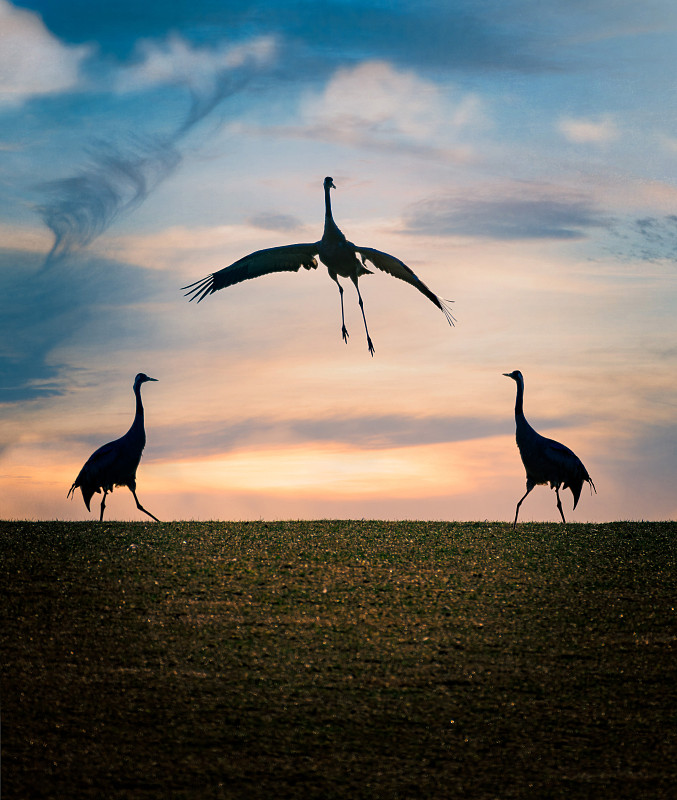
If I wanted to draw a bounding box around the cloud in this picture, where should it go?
[276,1,549,74]
[115,34,275,94]
[0,0,92,106]
[295,60,486,157]
[404,188,611,240]
[306,61,445,142]
[33,34,277,266]
[0,249,164,402]
[558,115,619,144]
[18,1,551,75]
[248,213,304,233]
[36,137,182,265]
[605,214,677,262]
[145,410,589,463]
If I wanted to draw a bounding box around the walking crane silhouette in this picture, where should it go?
[504,370,596,528]
[67,373,160,522]
[182,177,454,355]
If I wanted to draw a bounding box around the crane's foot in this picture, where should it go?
[367,336,375,356]
[342,325,349,344]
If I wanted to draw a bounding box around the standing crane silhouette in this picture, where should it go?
[182,177,454,355]
[504,370,595,528]
[67,373,160,522]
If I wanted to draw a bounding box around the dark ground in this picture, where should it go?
[1,520,676,799]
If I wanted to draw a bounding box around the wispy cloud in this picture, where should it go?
[558,115,619,144]
[605,214,677,262]
[287,60,486,159]
[34,34,277,267]
[404,188,611,240]
[35,137,182,265]
[247,213,304,232]
[114,34,275,95]
[0,0,92,106]
[0,249,164,402]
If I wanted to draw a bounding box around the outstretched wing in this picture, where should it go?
[182,243,320,303]
[355,246,454,325]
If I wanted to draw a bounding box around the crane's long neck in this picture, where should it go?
[513,377,535,439]
[324,181,333,222]
[323,183,342,239]
[514,377,524,419]
[129,383,146,437]
[515,380,538,446]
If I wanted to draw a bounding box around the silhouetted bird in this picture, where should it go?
[182,177,454,355]
[504,370,595,527]
[67,373,160,522]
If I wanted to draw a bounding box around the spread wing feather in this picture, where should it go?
[183,243,320,303]
[355,246,454,325]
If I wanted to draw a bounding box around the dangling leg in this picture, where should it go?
[330,274,349,343]
[352,277,374,356]
[99,490,108,522]
[555,486,566,523]
[513,481,534,529]
[131,488,160,522]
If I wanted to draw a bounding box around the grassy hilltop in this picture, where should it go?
[2,520,676,799]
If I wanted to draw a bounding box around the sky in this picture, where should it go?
[1,0,677,523]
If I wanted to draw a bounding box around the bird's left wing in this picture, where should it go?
[69,439,121,500]
[540,436,595,508]
[182,243,320,303]
[355,246,454,325]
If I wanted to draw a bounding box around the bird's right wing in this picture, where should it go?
[355,246,455,325]
[182,243,320,303]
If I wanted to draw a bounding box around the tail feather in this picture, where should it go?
[81,484,99,512]
[68,479,98,512]
[570,473,595,510]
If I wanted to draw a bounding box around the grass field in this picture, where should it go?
[1,520,676,799]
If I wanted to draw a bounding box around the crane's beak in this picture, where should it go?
[147,377,158,382]
[502,372,511,377]
[329,179,336,189]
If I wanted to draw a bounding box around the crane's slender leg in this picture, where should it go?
[131,489,160,522]
[351,277,375,357]
[99,490,108,522]
[513,482,534,529]
[554,486,566,523]
[329,274,349,344]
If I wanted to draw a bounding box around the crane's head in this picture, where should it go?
[503,370,523,384]
[324,176,336,190]
[134,373,158,388]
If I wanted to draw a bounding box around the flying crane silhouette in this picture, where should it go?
[182,177,454,355]
[504,370,596,528]
[67,373,160,522]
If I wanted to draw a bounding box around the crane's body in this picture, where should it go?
[504,370,595,527]
[183,177,454,355]
[67,373,160,522]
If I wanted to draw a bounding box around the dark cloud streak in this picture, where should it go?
[145,411,588,461]
[404,192,611,240]
[25,1,550,73]
[599,215,677,264]
[0,249,164,403]
[36,137,182,266]
[35,49,270,268]
[248,212,304,232]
